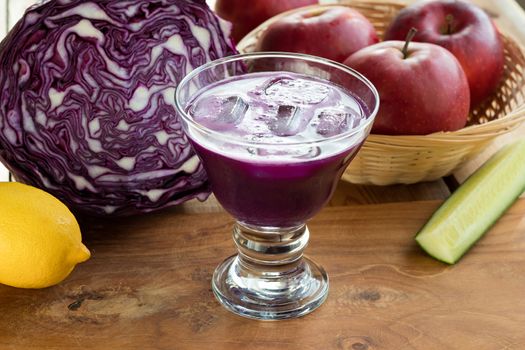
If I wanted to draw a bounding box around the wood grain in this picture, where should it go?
[327,180,451,206]
[1,200,524,349]
[176,180,451,214]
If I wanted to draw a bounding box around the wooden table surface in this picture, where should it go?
[3,200,525,350]
[0,0,525,349]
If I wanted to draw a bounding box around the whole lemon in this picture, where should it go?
[0,182,90,288]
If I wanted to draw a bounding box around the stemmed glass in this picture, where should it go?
[175,52,379,320]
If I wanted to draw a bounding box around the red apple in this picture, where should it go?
[384,0,504,107]
[215,0,318,43]
[343,30,470,135]
[255,6,379,63]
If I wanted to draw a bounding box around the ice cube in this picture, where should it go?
[190,95,221,120]
[217,96,249,124]
[191,95,248,126]
[316,108,353,137]
[263,76,329,105]
[268,105,301,136]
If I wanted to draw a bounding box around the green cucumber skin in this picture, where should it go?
[416,184,525,265]
[415,140,525,264]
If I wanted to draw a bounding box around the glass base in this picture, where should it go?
[211,223,329,320]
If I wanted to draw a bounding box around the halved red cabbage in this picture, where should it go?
[0,0,237,216]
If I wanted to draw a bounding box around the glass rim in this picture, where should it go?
[175,52,380,147]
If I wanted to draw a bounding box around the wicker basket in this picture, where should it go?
[237,1,525,185]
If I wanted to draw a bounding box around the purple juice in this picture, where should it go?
[186,72,371,227]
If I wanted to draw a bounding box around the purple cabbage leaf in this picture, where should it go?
[0,0,237,216]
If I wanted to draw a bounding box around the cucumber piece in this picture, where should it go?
[415,140,525,264]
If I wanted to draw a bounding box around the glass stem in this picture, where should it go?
[212,221,328,320]
[234,222,309,268]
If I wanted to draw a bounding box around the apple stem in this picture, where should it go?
[402,27,418,59]
[445,14,454,34]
